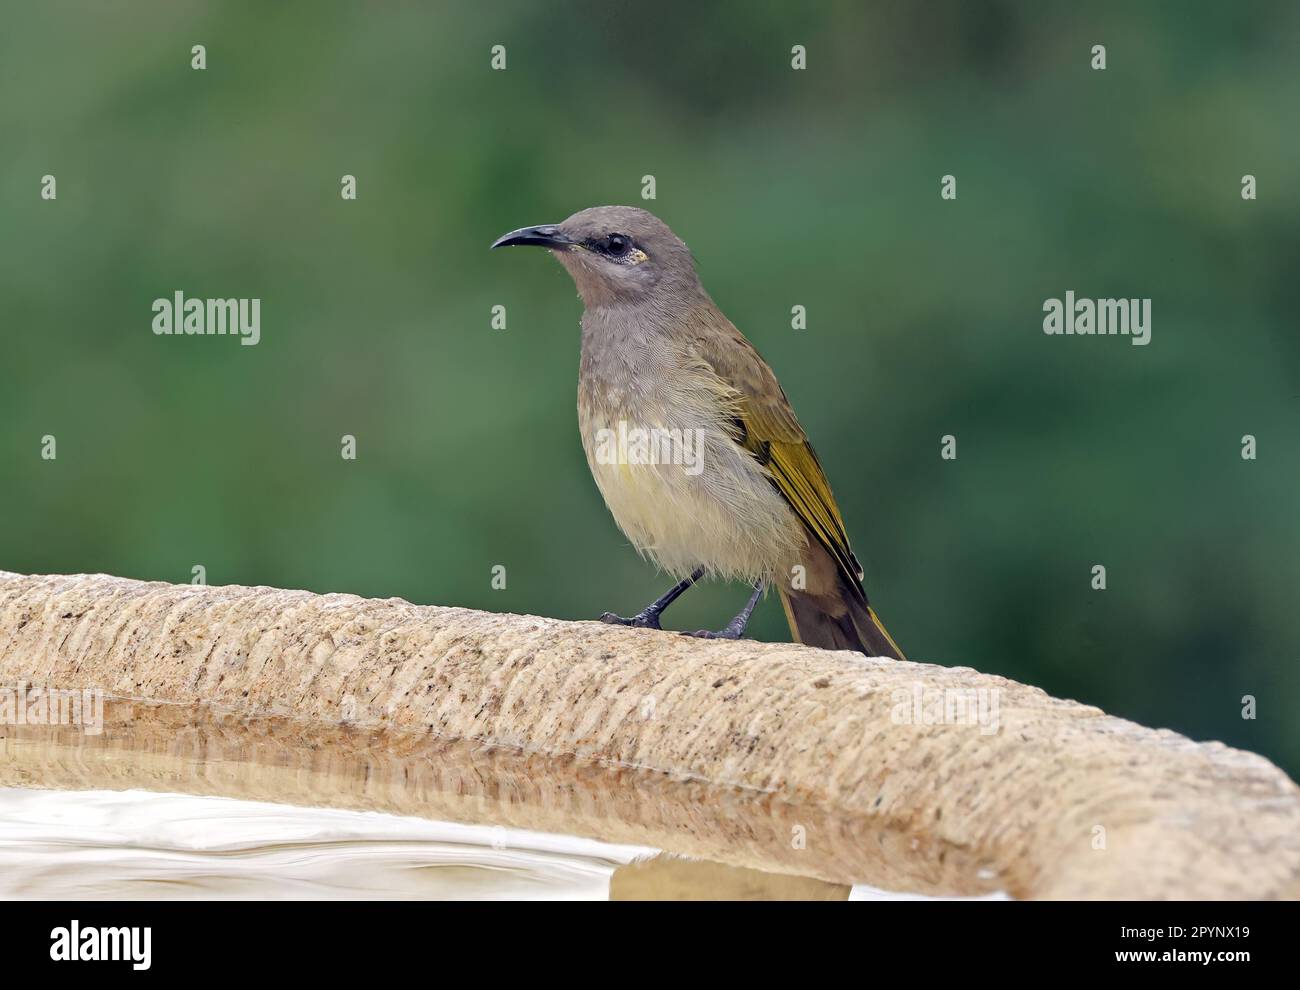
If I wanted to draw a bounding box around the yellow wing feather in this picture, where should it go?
[687,308,867,600]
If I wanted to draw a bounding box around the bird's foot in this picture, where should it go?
[680,625,746,641]
[597,570,706,633]
[678,581,764,641]
[599,609,663,631]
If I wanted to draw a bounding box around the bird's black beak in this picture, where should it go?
[490,224,575,251]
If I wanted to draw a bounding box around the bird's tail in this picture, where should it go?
[779,580,905,659]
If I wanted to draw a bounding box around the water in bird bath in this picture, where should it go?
[0,787,652,900]
[0,719,857,900]
[0,707,1003,900]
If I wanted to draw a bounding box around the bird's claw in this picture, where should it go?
[680,628,745,641]
[600,610,663,630]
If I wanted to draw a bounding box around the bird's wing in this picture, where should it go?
[688,311,866,597]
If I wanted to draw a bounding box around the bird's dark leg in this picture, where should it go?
[682,581,765,640]
[600,567,705,630]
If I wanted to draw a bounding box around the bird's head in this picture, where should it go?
[491,205,701,307]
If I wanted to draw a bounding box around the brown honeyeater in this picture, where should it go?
[492,206,903,658]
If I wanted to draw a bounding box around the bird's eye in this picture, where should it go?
[604,234,630,257]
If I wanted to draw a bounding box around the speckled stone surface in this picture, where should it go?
[1,571,1297,899]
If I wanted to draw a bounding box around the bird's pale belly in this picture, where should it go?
[578,409,805,583]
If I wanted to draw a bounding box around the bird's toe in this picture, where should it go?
[601,611,663,630]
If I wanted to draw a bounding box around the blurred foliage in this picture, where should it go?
[2,1,1297,776]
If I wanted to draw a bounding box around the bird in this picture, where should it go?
[491,206,904,658]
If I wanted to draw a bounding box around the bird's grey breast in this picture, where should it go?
[577,306,684,427]
[574,305,804,582]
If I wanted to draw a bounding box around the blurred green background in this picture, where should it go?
[2,1,1297,777]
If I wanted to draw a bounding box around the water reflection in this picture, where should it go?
[0,707,1007,899]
